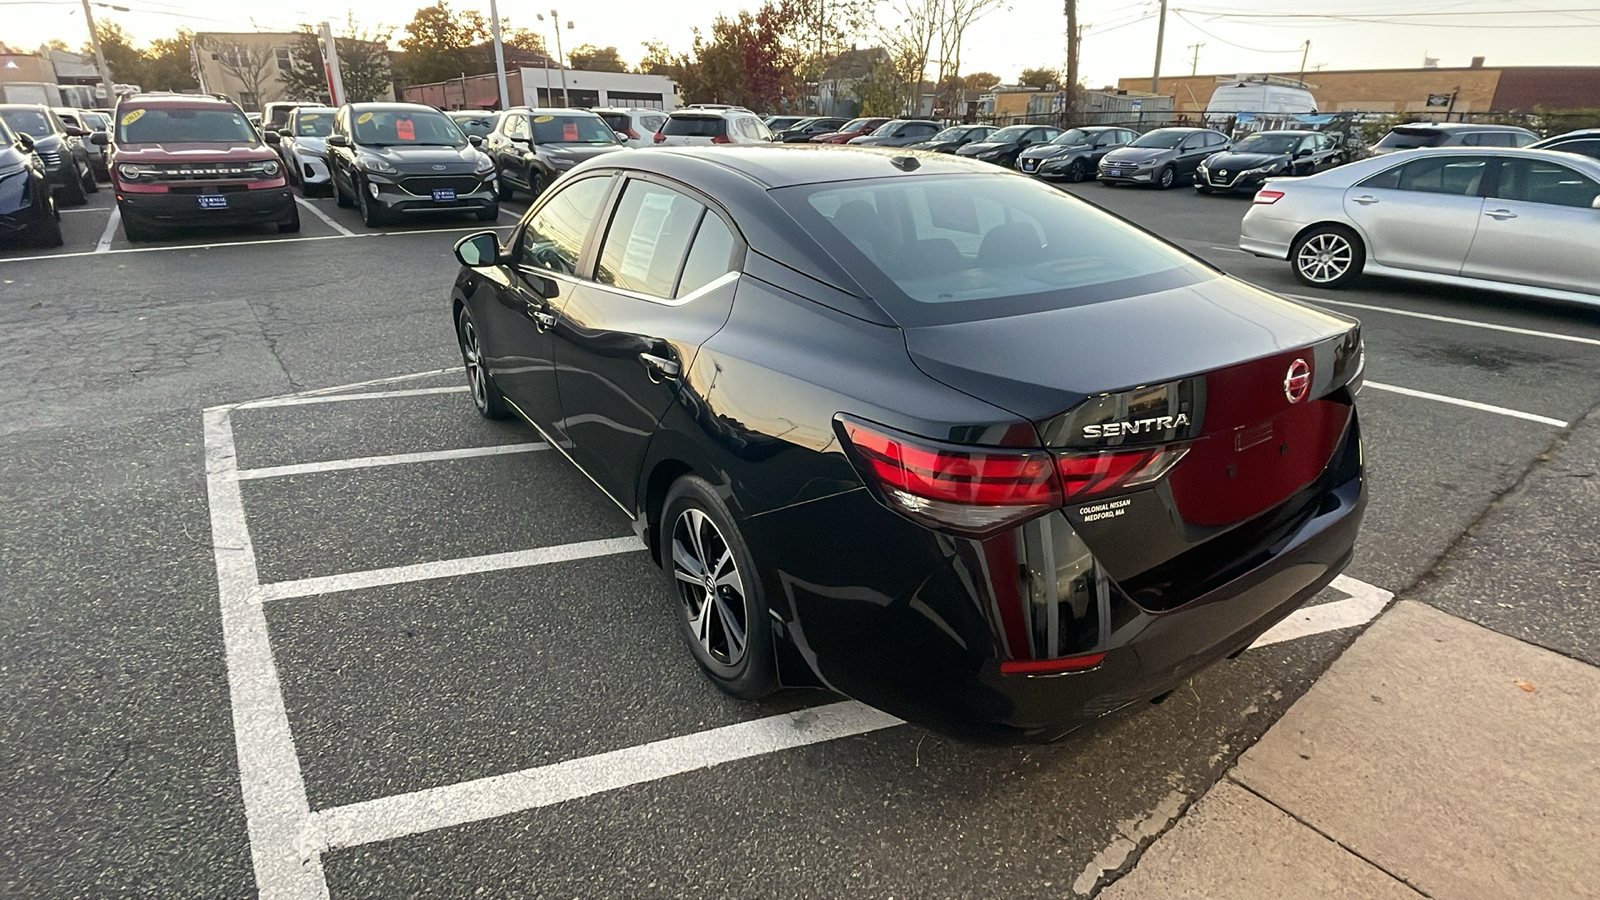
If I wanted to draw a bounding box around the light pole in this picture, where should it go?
[537,11,573,107]
[79,0,119,107]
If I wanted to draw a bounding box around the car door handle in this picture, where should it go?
[639,352,680,381]
[529,308,557,331]
[1352,195,1379,205]
[1485,208,1518,220]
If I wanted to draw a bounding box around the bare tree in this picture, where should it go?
[200,37,276,110]
[934,0,1004,117]
[881,0,941,115]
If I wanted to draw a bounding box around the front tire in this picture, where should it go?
[1291,225,1365,289]
[57,170,87,206]
[1154,165,1176,190]
[475,203,499,221]
[357,179,386,228]
[121,211,156,243]
[27,195,63,248]
[663,476,776,700]
[1064,159,1089,183]
[455,307,510,419]
[278,203,301,233]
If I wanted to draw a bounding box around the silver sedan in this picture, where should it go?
[1240,148,1600,305]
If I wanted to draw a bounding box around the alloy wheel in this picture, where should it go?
[671,508,748,669]
[459,317,487,411]
[1296,233,1354,284]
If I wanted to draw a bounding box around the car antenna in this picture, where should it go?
[889,155,920,171]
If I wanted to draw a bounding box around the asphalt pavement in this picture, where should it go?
[2,170,1595,899]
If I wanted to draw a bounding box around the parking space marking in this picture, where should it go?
[1,222,513,264]
[60,207,109,213]
[202,407,329,899]
[301,700,904,853]
[248,367,464,404]
[236,442,549,480]
[1250,574,1393,649]
[1364,381,1568,428]
[256,536,644,603]
[1287,293,1600,348]
[236,385,467,410]
[94,206,120,253]
[293,196,354,237]
[1208,245,1246,253]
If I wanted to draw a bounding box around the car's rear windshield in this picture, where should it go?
[0,108,53,138]
[293,112,335,137]
[597,113,631,133]
[117,107,255,144]
[663,115,727,137]
[449,113,498,137]
[1375,128,1448,149]
[353,108,464,147]
[1130,130,1188,149]
[774,174,1211,327]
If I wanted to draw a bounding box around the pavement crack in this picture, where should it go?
[1226,777,1434,898]
[243,300,302,394]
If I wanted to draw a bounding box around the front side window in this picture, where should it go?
[1494,158,1600,208]
[116,107,256,144]
[1359,155,1488,195]
[517,176,613,276]
[1130,130,1187,149]
[596,181,706,298]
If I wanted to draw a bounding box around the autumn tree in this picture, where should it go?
[881,0,939,113]
[568,45,627,72]
[691,2,799,109]
[1019,66,1058,88]
[282,19,394,103]
[399,2,484,85]
[87,21,146,85]
[144,29,198,92]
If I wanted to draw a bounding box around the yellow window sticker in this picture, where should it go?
[357,112,374,124]
[301,113,320,119]
[533,115,554,123]
[121,109,145,126]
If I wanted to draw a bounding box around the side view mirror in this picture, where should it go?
[89,131,109,146]
[614,131,629,142]
[511,134,530,144]
[326,134,350,147]
[454,231,502,268]
[264,131,281,145]
[468,134,484,147]
[64,125,88,137]
[1295,149,1312,159]
[16,132,34,151]
[278,129,293,138]
[1591,195,1600,210]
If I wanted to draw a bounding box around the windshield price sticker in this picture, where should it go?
[563,122,579,141]
[397,118,415,140]
[357,112,374,124]
[1078,498,1133,523]
[120,109,145,126]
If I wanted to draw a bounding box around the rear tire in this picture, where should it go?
[81,162,98,194]
[663,476,777,700]
[334,174,354,208]
[28,196,63,248]
[57,170,87,206]
[455,307,511,420]
[1291,224,1365,289]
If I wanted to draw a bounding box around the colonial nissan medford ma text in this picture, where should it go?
[450,146,1367,741]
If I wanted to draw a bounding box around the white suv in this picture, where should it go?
[654,109,774,146]
[593,107,669,148]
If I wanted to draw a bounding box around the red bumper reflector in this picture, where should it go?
[1000,653,1107,675]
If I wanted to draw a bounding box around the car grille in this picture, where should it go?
[1208,169,1238,186]
[399,175,481,195]
[1019,159,1037,172]
[148,164,261,182]
[37,150,62,167]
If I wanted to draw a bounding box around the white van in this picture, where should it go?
[1207,80,1317,116]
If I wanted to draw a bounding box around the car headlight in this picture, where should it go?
[1139,158,1159,167]
[1246,161,1286,176]
[977,149,1003,159]
[358,155,398,174]
[253,159,280,177]
[117,162,153,181]
[473,154,495,175]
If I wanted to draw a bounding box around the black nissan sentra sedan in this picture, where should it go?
[448,146,1367,741]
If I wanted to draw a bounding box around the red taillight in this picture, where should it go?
[1254,189,1284,205]
[653,132,666,144]
[1056,447,1188,500]
[711,134,732,144]
[1000,653,1106,676]
[626,127,640,140]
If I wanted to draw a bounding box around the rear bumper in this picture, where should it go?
[745,414,1366,742]
[117,187,295,227]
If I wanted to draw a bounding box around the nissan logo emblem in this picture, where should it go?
[1284,358,1311,404]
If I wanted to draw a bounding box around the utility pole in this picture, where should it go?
[1064,0,1078,121]
[319,21,345,106]
[79,0,117,107]
[1150,0,1167,94]
[1187,42,1203,76]
[488,0,509,110]
[1297,39,1310,85]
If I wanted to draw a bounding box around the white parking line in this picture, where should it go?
[302,700,904,852]
[1286,293,1600,348]
[1363,381,1568,428]
[236,442,549,480]
[2,222,513,264]
[239,367,464,405]
[256,536,645,603]
[1251,575,1392,648]
[94,206,120,253]
[236,385,467,410]
[60,207,110,213]
[293,196,354,237]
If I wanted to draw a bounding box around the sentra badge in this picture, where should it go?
[1082,413,1189,440]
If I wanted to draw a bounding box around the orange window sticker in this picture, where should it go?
[396,118,415,140]
[563,122,579,141]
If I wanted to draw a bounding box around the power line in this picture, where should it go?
[1173,10,1308,51]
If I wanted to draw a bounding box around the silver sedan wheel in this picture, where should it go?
[1296,232,1355,284]
[671,508,748,668]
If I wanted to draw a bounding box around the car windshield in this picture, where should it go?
[450,113,499,138]
[293,112,335,137]
[663,115,727,137]
[1049,129,1091,146]
[1375,128,1448,149]
[1233,133,1302,154]
[532,113,614,143]
[990,126,1032,142]
[0,108,53,138]
[839,118,870,131]
[117,107,256,144]
[776,173,1210,327]
[1130,130,1189,149]
[870,120,907,136]
[930,127,970,142]
[81,111,109,130]
[353,108,465,147]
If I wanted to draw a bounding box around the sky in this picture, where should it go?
[5,0,1600,89]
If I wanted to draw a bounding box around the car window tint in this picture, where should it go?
[1552,139,1600,160]
[676,213,737,298]
[517,176,612,276]
[644,115,666,132]
[1512,132,1538,147]
[596,181,705,298]
[1360,156,1488,196]
[1494,158,1600,208]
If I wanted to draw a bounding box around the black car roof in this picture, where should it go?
[618,144,1009,189]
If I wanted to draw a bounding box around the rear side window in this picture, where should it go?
[676,214,737,298]
[1359,156,1488,195]
[1374,128,1447,150]
[775,174,1209,326]
[1546,139,1600,160]
[517,176,613,276]
[664,115,726,137]
[1494,158,1600,208]
[596,181,706,298]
